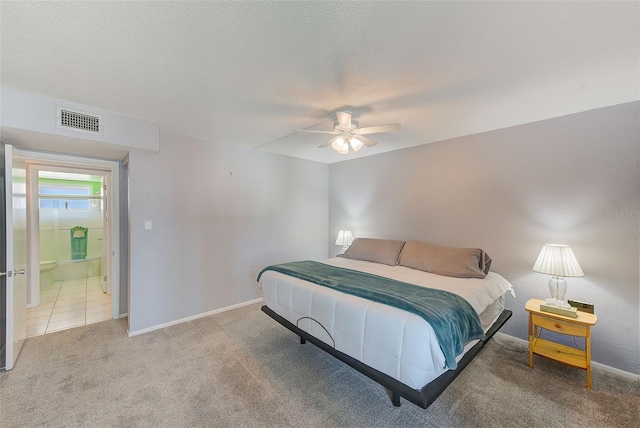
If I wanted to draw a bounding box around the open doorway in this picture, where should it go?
[26,167,112,336]
[21,152,121,338]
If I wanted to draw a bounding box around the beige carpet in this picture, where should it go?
[1,303,638,428]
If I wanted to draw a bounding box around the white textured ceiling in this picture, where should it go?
[1,1,638,163]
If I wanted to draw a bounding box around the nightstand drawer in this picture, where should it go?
[532,313,587,336]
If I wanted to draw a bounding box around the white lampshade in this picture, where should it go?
[335,230,354,247]
[533,244,584,303]
[532,244,584,277]
[349,137,364,152]
[331,137,347,154]
[330,136,353,154]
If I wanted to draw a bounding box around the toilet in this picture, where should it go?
[39,260,58,287]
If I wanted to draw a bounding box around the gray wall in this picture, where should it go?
[127,131,329,333]
[329,101,640,375]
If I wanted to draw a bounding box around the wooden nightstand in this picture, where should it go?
[525,298,598,389]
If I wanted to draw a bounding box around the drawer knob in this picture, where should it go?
[554,323,561,329]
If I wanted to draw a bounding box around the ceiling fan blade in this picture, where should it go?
[318,136,341,148]
[336,111,352,129]
[356,135,378,147]
[358,123,401,135]
[293,129,337,134]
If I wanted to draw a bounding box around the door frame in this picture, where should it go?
[0,142,6,368]
[22,150,120,320]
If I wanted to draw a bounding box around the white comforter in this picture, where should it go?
[260,258,514,389]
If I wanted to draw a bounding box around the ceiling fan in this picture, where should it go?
[294,111,401,154]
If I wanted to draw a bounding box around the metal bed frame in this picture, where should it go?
[261,305,512,409]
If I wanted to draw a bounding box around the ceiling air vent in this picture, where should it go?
[56,107,103,134]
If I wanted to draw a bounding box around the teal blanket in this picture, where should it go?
[258,260,484,370]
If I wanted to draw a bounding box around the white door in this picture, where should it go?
[2,144,27,370]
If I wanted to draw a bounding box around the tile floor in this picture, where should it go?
[26,276,112,338]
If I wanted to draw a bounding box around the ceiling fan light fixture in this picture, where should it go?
[330,135,350,154]
[337,141,349,154]
[298,111,400,154]
[349,137,363,152]
[331,136,346,152]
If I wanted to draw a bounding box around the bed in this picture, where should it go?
[258,238,514,408]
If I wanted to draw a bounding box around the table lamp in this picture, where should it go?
[335,230,354,252]
[532,244,584,307]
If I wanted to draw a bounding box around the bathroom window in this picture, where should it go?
[39,184,92,210]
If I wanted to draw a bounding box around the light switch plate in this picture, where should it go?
[144,220,152,231]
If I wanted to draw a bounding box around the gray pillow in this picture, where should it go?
[398,240,491,279]
[338,238,406,266]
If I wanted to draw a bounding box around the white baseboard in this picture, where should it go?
[494,332,640,382]
[127,297,264,337]
[118,313,128,319]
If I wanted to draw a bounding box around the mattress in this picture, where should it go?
[260,257,514,390]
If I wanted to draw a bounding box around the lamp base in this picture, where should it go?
[548,276,567,301]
